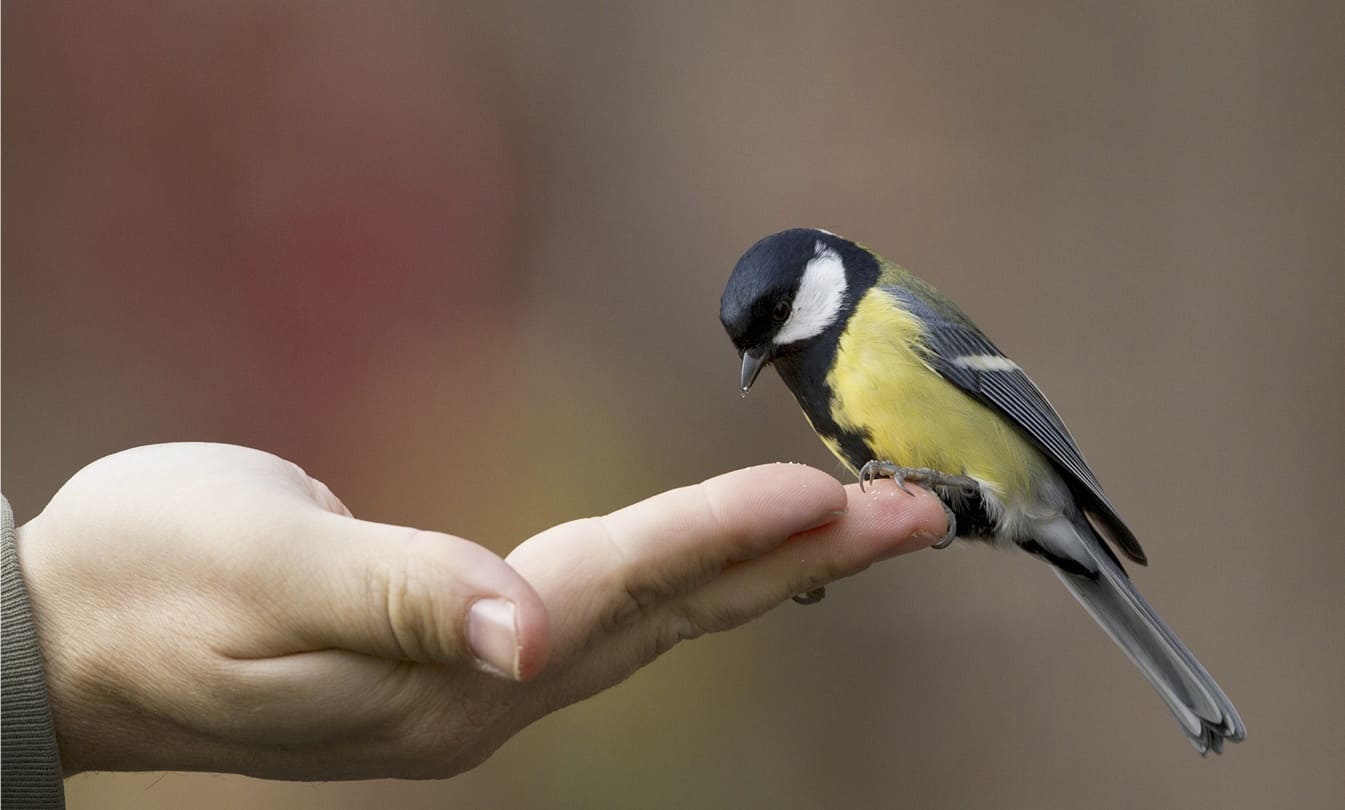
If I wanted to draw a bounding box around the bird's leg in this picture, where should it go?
[857,461,979,550]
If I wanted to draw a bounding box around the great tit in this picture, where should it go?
[719,228,1244,754]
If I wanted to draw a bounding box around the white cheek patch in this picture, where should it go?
[773,242,847,345]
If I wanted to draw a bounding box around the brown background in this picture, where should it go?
[5,2,1344,808]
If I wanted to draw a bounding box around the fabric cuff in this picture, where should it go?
[2,496,66,808]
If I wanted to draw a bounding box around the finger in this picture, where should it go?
[595,463,848,606]
[258,511,551,681]
[673,480,948,632]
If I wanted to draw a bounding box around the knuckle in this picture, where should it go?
[599,573,673,634]
[371,531,446,661]
[598,592,637,634]
[593,516,684,632]
[696,481,753,559]
[608,567,702,634]
[650,605,705,657]
[597,583,641,633]
[678,599,742,636]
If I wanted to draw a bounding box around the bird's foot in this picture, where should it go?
[858,461,978,497]
[857,461,976,550]
[792,587,826,605]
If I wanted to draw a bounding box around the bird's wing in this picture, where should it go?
[882,285,1147,565]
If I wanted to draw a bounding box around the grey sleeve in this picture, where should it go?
[2,496,66,809]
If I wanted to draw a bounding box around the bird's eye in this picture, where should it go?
[772,300,792,322]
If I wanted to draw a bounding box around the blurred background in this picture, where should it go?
[5,1,1344,808]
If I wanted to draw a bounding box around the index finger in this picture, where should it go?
[602,462,847,578]
[509,463,848,629]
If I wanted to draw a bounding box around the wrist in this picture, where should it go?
[15,516,137,776]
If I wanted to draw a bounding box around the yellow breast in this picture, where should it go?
[825,288,1047,501]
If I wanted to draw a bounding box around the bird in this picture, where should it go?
[719,227,1245,754]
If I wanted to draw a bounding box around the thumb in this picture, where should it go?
[276,511,550,681]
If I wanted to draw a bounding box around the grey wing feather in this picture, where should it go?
[883,286,1147,565]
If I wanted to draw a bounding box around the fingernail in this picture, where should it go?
[468,598,520,680]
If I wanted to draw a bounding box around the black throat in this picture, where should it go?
[772,323,874,473]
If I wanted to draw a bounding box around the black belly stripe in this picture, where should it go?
[949,488,996,539]
[773,335,875,470]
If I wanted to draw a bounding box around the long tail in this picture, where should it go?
[1046,517,1246,754]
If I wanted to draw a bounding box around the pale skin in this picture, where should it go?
[15,443,947,781]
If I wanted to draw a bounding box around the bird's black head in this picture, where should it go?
[720,228,879,393]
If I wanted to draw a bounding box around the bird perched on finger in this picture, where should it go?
[719,227,1245,754]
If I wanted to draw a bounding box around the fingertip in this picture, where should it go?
[841,480,950,556]
[459,560,552,682]
[678,479,948,626]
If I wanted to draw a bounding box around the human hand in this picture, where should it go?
[15,443,945,780]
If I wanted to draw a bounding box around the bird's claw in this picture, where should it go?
[931,499,958,549]
[792,587,826,605]
[858,461,976,551]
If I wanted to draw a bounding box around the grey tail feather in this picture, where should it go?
[1053,520,1246,754]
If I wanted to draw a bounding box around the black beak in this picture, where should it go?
[739,349,768,396]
